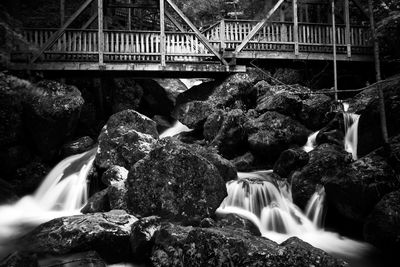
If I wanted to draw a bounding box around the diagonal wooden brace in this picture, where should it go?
[30,0,95,63]
[165,0,229,66]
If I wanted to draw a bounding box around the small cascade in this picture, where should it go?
[343,113,360,160]
[217,171,372,258]
[0,147,97,245]
[303,131,319,152]
[159,121,192,139]
[305,186,326,228]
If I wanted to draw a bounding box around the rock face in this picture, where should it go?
[19,210,137,263]
[101,165,128,186]
[324,150,399,222]
[245,111,310,163]
[315,113,345,147]
[151,223,347,267]
[273,148,309,178]
[130,216,162,262]
[127,138,227,221]
[176,100,214,129]
[291,144,350,208]
[24,80,84,159]
[95,110,158,170]
[348,77,400,156]
[363,190,400,256]
[204,109,248,159]
[256,92,303,118]
[81,189,110,214]
[299,94,332,130]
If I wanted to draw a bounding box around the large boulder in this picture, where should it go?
[127,138,227,222]
[188,144,237,182]
[176,100,214,129]
[151,223,347,267]
[348,77,400,156]
[273,148,309,178]
[81,189,110,214]
[204,109,248,159]
[298,94,333,130]
[0,251,38,267]
[95,110,158,170]
[18,210,137,263]
[324,149,399,222]
[291,143,351,208]
[130,216,162,262]
[207,68,263,109]
[363,190,400,257]
[24,80,84,160]
[152,79,188,105]
[245,111,310,164]
[256,92,303,118]
[101,165,128,186]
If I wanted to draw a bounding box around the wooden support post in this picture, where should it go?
[235,0,285,53]
[331,0,338,102]
[31,0,94,63]
[160,0,166,67]
[98,0,104,64]
[344,0,351,58]
[368,0,389,149]
[220,19,226,51]
[166,10,185,32]
[293,0,299,55]
[166,0,228,66]
[128,0,132,30]
[60,0,65,26]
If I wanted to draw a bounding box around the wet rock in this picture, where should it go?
[39,251,106,267]
[324,149,399,222]
[208,68,264,109]
[137,79,175,118]
[176,100,214,129]
[273,148,309,178]
[256,92,303,118]
[19,210,137,263]
[245,111,310,163]
[0,251,38,267]
[363,190,400,256]
[81,189,110,214]
[230,152,256,171]
[95,110,158,170]
[60,136,95,158]
[130,216,162,262]
[188,144,237,182]
[299,94,333,130]
[24,80,84,160]
[316,112,345,147]
[151,224,347,267]
[127,138,227,222]
[199,218,216,228]
[348,77,400,156]
[111,78,144,113]
[216,213,261,236]
[108,180,129,211]
[291,144,350,208]
[204,109,248,159]
[175,80,219,106]
[101,165,128,186]
[152,79,188,105]
[272,68,304,85]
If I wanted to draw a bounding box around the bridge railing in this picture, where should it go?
[17,28,216,63]
[203,19,372,54]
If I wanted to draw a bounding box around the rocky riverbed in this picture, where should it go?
[1,69,400,266]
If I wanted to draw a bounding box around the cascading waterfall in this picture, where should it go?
[159,120,192,138]
[303,131,319,152]
[0,147,97,246]
[217,171,372,259]
[344,112,360,160]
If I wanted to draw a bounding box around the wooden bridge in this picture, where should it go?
[9,0,374,75]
